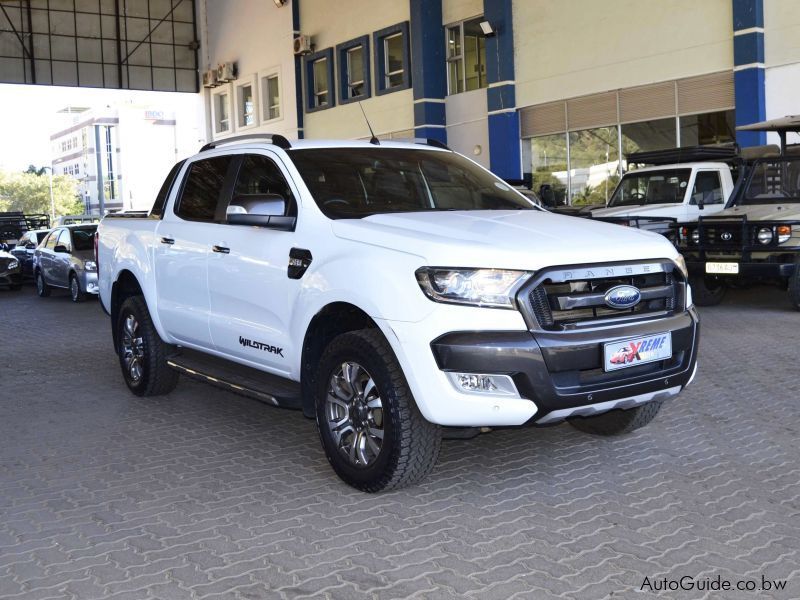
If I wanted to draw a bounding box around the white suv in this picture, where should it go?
[98,135,699,491]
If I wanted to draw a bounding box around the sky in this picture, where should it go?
[0,83,202,172]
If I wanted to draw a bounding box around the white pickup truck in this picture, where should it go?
[98,135,699,491]
[590,161,734,233]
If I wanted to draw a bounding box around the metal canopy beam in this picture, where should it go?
[0,0,198,92]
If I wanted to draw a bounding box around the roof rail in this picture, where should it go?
[200,133,292,152]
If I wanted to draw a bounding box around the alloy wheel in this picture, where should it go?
[70,278,79,301]
[325,361,384,467]
[121,314,145,383]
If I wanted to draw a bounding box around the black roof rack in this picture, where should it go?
[200,133,292,152]
[626,144,739,166]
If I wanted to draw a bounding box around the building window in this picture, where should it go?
[446,17,487,95]
[680,110,735,147]
[213,89,231,134]
[531,134,568,207]
[236,81,256,128]
[374,22,410,95]
[260,72,281,121]
[337,36,370,103]
[621,118,677,158]
[304,48,335,111]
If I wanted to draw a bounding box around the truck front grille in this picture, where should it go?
[519,261,683,331]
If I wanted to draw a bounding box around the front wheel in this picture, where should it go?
[569,400,664,436]
[788,263,800,311]
[35,270,50,297]
[69,273,86,303]
[116,296,179,396]
[689,274,726,306]
[315,329,441,492]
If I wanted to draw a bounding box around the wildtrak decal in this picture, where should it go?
[239,336,284,357]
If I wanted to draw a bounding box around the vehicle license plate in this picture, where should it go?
[705,262,739,274]
[604,332,672,372]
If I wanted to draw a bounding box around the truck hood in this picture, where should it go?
[591,204,681,219]
[331,210,678,270]
[710,203,800,221]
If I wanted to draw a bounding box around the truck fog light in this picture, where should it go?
[757,227,773,245]
[447,372,519,397]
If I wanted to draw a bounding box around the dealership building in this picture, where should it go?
[197,0,800,205]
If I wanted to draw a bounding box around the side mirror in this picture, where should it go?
[53,244,69,253]
[226,193,295,231]
[25,242,36,249]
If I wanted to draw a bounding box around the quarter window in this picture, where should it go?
[176,157,233,222]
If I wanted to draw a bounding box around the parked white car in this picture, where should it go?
[98,136,699,491]
[590,161,734,233]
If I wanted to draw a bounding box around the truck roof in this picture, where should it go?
[626,161,732,174]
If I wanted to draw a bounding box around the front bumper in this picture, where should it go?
[81,270,100,295]
[429,309,699,425]
[0,270,22,287]
[687,260,796,278]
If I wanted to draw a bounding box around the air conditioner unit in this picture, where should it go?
[216,61,237,83]
[293,34,313,55]
[202,69,218,88]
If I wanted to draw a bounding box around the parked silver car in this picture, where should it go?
[33,224,98,302]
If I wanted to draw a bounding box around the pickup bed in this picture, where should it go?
[98,135,699,491]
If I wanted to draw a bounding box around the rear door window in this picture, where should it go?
[175,156,233,221]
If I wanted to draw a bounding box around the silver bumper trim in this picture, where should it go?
[535,384,682,424]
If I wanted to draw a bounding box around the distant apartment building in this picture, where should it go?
[50,105,189,213]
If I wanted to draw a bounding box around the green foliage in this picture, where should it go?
[0,170,84,217]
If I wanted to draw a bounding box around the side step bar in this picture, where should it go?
[167,348,303,410]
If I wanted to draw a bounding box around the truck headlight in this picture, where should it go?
[672,255,688,279]
[415,267,531,309]
[691,229,700,244]
[8,259,19,270]
[757,227,773,245]
[777,225,792,244]
[84,260,97,272]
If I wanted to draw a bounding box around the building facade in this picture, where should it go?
[198,0,800,205]
[51,105,194,213]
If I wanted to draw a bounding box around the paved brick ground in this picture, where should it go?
[1,285,799,599]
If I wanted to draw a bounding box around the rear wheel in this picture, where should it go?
[569,400,664,436]
[69,273,86,303]
[315,329,441,492]
[116,296,179,396]
[35,270,50,297]
[689,274,726,306]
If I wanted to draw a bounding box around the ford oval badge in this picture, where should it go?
[604,285,641,309]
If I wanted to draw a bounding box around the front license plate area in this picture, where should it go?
[604,332,672,372]
[706,262,739,274]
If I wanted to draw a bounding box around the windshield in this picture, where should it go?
[287,148,536,218]
[742,158,800,204]
[608,169,691,207]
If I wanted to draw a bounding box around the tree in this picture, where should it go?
[25,165,48,176]
[0,170,84,217]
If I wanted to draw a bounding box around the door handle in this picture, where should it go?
[212,245,230,254]
[160,236,175,245]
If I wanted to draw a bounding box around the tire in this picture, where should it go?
[35,270,50,297]
[569,400,664,436]
[315,329,441,492]
[69,273,86,303]
[789,263,800,311]
[689,274,726,306]
[115,296,179,397]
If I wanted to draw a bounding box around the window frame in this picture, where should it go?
[234,76,258,131]
[258,67,283,123]
[304,47,335,112]
[336,35,371,104]
[373,21,410,96]
[445,16,488,96]
[211,84,233,136]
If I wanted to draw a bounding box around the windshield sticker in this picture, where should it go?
[680,181,687,188]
